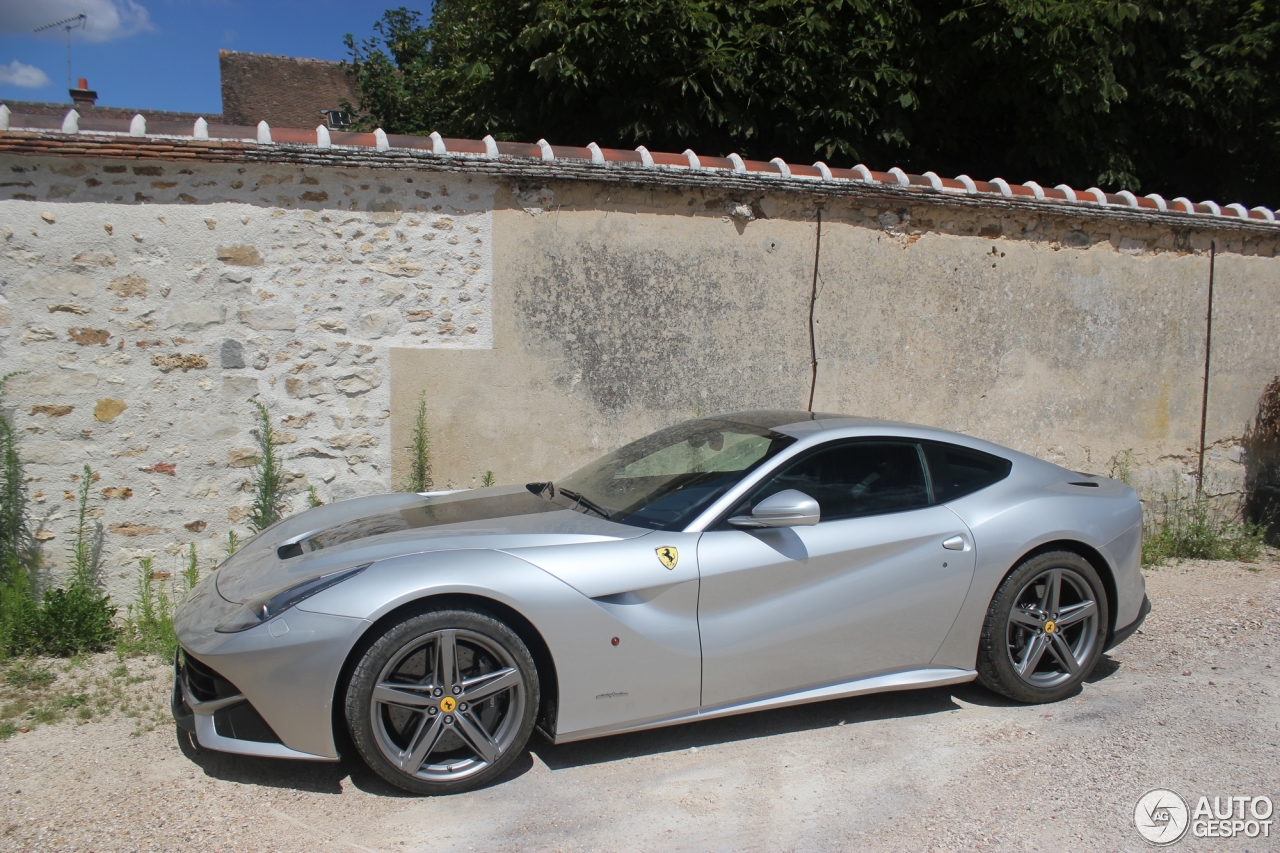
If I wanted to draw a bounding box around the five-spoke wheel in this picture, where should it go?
[978,551,1109,703]
[346,609,538,794]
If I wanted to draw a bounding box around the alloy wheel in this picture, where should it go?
[369,628,526,783]
[1006,567,1100,689]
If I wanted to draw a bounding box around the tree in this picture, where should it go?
[344,1,1279,206]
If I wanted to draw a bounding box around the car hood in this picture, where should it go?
[214,485,648,604]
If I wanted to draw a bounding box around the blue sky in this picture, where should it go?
[0,0,431,113]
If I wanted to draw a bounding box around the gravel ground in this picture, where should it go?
[2,555,1278,852]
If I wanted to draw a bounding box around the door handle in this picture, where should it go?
[942,535,966,551]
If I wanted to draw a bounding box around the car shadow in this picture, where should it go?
[944,653,1123,708]
[530,684,963,771]
[174,725,535,796]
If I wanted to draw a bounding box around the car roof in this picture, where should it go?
[711,409,1043,467]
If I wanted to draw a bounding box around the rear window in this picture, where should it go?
[922,442,1012,502]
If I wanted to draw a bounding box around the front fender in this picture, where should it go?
[298,548,701,740]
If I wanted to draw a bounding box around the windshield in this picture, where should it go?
[546,419,797,530]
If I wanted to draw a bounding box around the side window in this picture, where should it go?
[921,442,1012,502]
[741,441,931,522]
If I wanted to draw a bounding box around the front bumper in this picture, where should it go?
[172,649,334,761]
[172,575,368,759]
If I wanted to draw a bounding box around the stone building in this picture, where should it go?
[5,50,358,130]
[218,51,359,128]
[0,106,1276,599]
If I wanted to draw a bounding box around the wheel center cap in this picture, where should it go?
[1044,620,1057,634]
[440,696,457,713]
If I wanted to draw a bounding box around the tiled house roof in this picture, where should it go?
[0,99,218,123]
[219,51,359,128]
[0,106,1274,230]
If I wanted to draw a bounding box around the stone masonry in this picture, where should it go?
[0,158,494,598]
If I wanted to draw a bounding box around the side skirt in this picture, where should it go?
[553,667,977,745]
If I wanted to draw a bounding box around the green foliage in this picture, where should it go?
[34,583,117,657]
[0,373,31,587]
[0,391,115,658]
[118,544,203,662]
[1143,480,1265,566]
[225,530,240,557]
[307,485,324,508]
[404,390,433,492]
[247,400,288,532]
[69,465,102,587]
[1242,375,1280,545]
[117,556,177,661]
[346,1,1280,204]
[481,470,496,488]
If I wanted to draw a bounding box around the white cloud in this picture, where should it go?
[0,0,153,43]
[0,59,51,88]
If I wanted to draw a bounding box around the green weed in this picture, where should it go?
[1143,479,1266,565]
[5,660,53,689]
[247,399,287,532]
[404,390,433,492]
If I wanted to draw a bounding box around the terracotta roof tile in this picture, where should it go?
[0,108,1273,229]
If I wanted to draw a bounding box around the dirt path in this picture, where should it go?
[2,556,1278,852]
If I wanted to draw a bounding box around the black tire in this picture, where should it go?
[977,551,1109,703]
[345,608,539,795]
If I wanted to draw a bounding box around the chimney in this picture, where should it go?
[69,78,97,108]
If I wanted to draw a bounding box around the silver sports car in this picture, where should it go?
[173,411,1149,794]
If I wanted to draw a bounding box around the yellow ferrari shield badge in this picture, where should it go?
[655,546,679,570]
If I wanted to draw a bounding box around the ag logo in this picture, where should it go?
[1134,789,1190,845]
[655,546,678,570]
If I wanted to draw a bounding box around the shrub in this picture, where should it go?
[1243,376,1280,545]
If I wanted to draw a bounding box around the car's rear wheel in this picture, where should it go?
[345,608,539,795]
[977,551,1109,703]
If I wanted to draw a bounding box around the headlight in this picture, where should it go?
[215,563,371,633]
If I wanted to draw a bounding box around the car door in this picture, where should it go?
[696,439,977,708]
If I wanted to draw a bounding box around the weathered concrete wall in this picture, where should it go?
[392,181,1279,505]
[391,183,819,487]
[0,156,494,597]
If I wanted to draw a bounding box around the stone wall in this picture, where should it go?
[0,157,494,597]
[2,146,1278,606]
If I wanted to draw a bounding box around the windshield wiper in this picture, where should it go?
[555,488,613,520]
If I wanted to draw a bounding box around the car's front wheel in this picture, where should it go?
[977,551,1109,703]
[345,608,539,795]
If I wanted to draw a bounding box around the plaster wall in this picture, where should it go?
[392,182,1279,507]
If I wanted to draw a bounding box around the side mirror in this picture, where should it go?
[728,489,821,528]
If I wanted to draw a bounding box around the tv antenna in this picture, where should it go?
[35,13,88,90]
